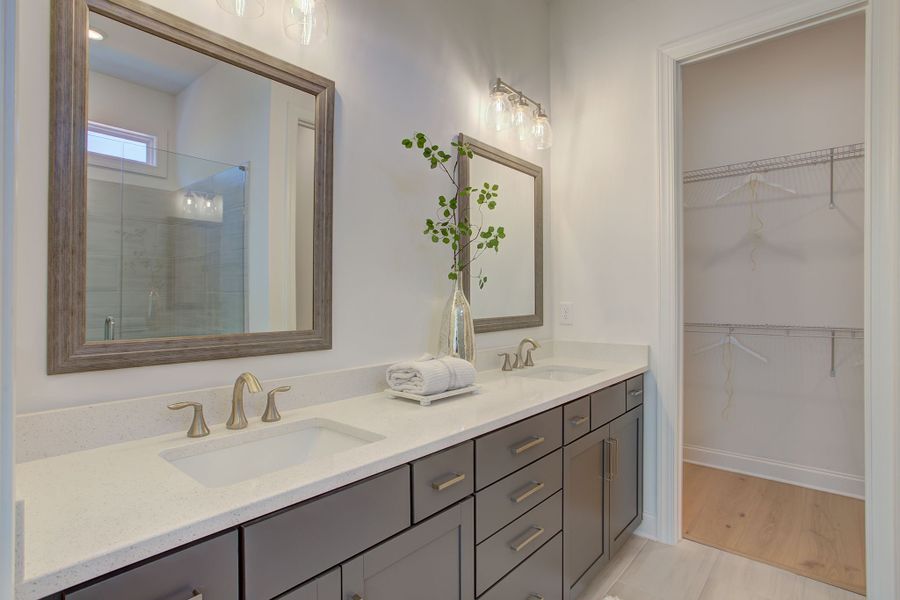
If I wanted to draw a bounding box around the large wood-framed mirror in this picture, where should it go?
[458,134,543,333]
[48,0,334,373]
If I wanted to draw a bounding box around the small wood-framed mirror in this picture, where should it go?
[48,0,334,373]
[458,134,543,333]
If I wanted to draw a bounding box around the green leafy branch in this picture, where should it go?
[401,132,505,289]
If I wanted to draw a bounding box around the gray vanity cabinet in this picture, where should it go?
[342,498,475,600]
[278,569,341,600]
[562,426,609,600]
[608,405,644,556]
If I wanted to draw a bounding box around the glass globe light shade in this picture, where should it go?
[510,96,533,142]
[485,89,512,132]
[284,0,329,46]
[532,108,553,150]
[216,0,265,18]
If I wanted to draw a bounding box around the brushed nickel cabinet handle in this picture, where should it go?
[431,472,466,491]
[511,435,545,455]
[629,389,644,397]
[610,437,619,481]
[527,595,545,600]
[569,415,588,427]
[604,439,613,481]
[510,526,545,552]
[188,592,203,600]
[510,481,545,504]
[351,595,364,600]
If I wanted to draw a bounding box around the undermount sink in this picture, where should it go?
[515,365,603,382]
[161,418,384,488]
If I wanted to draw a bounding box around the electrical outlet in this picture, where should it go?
[559,302,574,325]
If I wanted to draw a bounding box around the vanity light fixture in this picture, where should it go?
[283,0,329,46]
[87,28,105,41]
[216,0,266,19]
[484,78,552,150]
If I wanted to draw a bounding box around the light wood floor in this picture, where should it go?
[682,463,866,596]
[580,536,864,600]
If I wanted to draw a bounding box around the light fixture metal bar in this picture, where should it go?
[493,77,546,113]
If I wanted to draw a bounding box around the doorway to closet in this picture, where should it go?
[680,14,866,596]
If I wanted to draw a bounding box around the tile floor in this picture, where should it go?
[580,537,866,600]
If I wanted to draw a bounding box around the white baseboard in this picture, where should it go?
[635,512,658,541]
[683,445,864,499]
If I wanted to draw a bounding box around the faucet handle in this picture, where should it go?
[263,386,291,423]
[497,353,514,372]
[525,348,536,367]
[168,402,210,438]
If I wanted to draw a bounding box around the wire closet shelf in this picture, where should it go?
[682,142,864,184]
[684,322,863,340]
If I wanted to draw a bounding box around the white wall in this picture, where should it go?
[548,0,813,535]
[13,0,551,414]
[682,16,865,497]
[0,0,14,593]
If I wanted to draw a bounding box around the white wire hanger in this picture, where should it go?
[692,330,768,363]
[715,171,797,203]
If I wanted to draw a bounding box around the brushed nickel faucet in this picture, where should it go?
[514,338,541,369]
[262,386,291,423]
[167,401,210,438]
[227,372,262,430]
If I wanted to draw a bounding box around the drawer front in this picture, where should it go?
[64,531,238,600]
[626,375,644,410]
[563,396,591,445]
[278,568,340,600]
[591,382,626,429]
[476,449,563,543]
[476,491,562,596]
[242,466,411,600]
[412,441,474,522]
[480,532,563,600]
[475,408,562,490]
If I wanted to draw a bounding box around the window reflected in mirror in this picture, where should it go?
[85,13,317,341]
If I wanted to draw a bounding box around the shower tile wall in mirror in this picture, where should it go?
[86,13,316,341]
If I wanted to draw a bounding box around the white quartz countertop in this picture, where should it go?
[15,354,648,599]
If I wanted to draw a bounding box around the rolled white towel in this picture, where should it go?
[386,354,477,396]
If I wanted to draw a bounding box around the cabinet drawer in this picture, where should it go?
[480,532,562,600]
[412,441,474,522]
[64,531,238,600]
[476,449,562,543]
[591,382,626,429]
[563,396,591,445]
[475,408,562,490]
[242,466,411,600]
[476,491,562,596]
[277,568,340,600]
[626,375,644,410]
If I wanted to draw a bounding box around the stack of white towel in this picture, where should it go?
[386,354,477,396]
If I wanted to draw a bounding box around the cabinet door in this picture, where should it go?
[278,568,340,600]
[608,406,643,557]
[563,426,609,599]
[342,498,474,600]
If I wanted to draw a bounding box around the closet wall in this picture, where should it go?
[682,16,866,498]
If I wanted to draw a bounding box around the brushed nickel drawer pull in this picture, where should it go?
[511,481,545,504]
[569,415,588,427]
[629,389,644,397]
[188,592,203,600]
[511,435,545,455]
[431,472,466,491]
[351,595,364,600]
[510,526,545,552]
[527,595,545,600]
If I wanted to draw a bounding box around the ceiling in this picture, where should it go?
[88,13,218,95]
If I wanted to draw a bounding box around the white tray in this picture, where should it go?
[385,385,481,407]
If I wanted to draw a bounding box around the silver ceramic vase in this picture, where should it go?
[438,278,476,364]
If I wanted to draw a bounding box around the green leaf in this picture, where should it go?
[492,184,499,191]
[448,272,458,280]
[402,139,413,148]
[431,235,439,243]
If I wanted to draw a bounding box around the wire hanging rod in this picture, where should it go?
[683,143,864,183]
[684,322,864,339]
